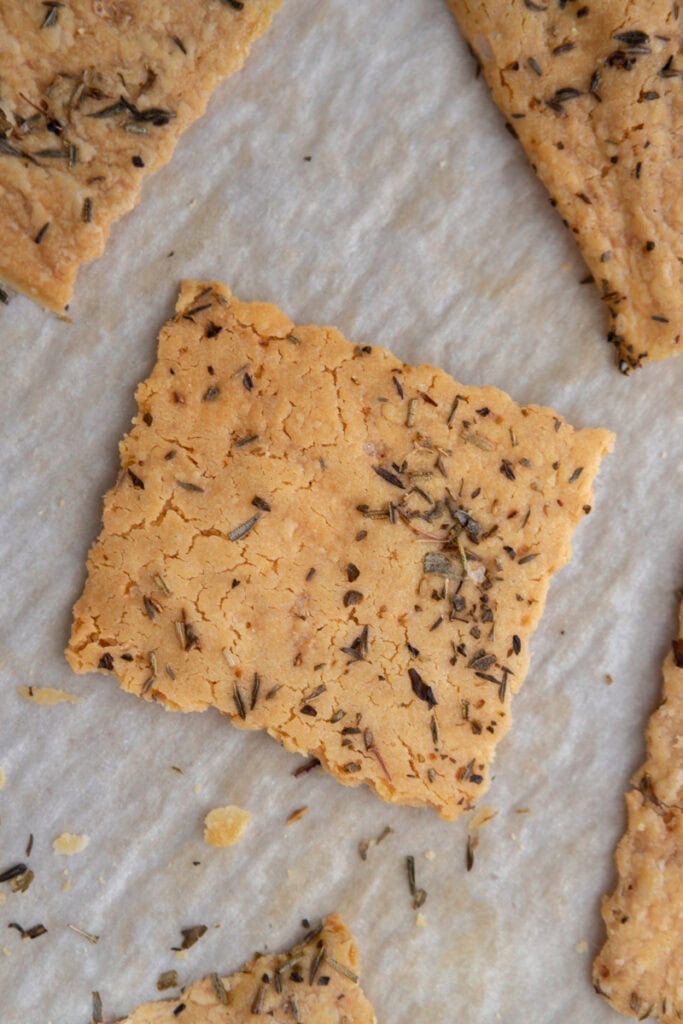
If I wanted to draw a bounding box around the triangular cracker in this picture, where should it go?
[594,602,683,1022]
[67,281,613,819]
[0,1,279,313]
[447,1,682,371]
[117,914,376,1024]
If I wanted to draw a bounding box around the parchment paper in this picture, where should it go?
[1,2,682,1022]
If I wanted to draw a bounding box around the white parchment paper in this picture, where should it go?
[1,2,682,1022]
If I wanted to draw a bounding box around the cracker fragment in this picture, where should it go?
[203,806,251,847]
[447,1,682,370]
[594,602,683,1022]
[18,685,81,705]
[116,914,376,1024]
[67,280,613,819]
[0,1,280,313]
[52,832,89,855]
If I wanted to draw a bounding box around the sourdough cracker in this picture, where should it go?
[67,281,613,819]
[117,914,376,1024]
[0,1,279,313]
[594,602,683,1021]
[447,0,682,370]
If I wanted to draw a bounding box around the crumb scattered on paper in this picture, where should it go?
[203,806,251,847]
[53,832,89,855]
[0,767,5,789]
[424,850,436,861]
[468,805,498,831]
[416,913,428,928]
[575,940,589,954]
[18,686,81,706]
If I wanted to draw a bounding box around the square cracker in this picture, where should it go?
[67,280,613,820]
[447,0,682,371]
[0,0,279,313]
[594,602,683,1022]
[118,914,376,1023]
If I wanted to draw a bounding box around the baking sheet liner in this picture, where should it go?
[1,2,682,1021]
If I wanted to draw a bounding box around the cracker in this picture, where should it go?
[0,1,279,313]
[594,602,683,1022]
[447,1,682,371]
[117,914,376,1024]
[67,281,613,819]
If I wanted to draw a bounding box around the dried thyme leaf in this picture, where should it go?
[250,982,266,1014]
[9,922,47,940]
[10,869,34,893]
[227,513,261,542]
[176,480,205,493]
[0,863,28,884]
[233,682,246,720]
[67,923,99,944]
[340,625,369,661]
[92,991,103,1024]
[359,825,393,860]
[211,973,229,1004]
[373,466,405,489]
[408,668,437,708]
[157,970,179,991]
[41,3,63,29]
[462,432,494,451]
[466,835,475,872]
[424,552,459,577]
[406,854,428,909]
[179,924,207,950]
[309,942,325,984]
[324,954,359,985]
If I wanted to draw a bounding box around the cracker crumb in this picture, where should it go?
[53,832,90,856]
[18,686,81,706]
[605,673,613,685]
[416,913,428,928]
[575,940,589,954]
[424,850,436,861]
[193,783,203,794]
[175,950,188,961]
[0,893,6,907]
[203,806,251,847]
[0,767,5,789]
[2,946,10,957]
[286,806,309,825]
[468,805,498,831]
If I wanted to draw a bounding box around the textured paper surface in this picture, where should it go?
[0,2,681,1023]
